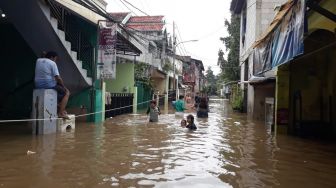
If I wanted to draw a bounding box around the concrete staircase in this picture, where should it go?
[0,0,93,93]
[39,1,92,85]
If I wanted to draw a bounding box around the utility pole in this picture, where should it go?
[173,21,176,100]
[172,22,197,101]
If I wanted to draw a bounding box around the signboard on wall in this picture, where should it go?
[98,23,117,80]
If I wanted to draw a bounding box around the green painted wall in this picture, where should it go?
[63,16,98,122]
[94,89,103,122]
[0,23,36,119]
[136,82,152,110]
[67,88,92,121]
[67,14,97,77]
[105,63,135,93]
[288,48,336,136]
[309,0,336,32]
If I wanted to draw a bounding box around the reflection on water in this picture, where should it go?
[0,98,336,187]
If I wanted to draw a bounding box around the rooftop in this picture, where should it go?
[110,12,130,22]
[128,16,164,23]
[126,15,165,32]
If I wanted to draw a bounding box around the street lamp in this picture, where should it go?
[173,39,198,99]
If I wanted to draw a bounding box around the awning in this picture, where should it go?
[253,0,305,75]
[253,1,295,47]
[240,76,275,85]
[116,31,142,56]
[51,1,141,56]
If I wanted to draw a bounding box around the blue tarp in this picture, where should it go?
[253,0,305,75]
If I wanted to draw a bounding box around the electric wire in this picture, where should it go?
[175,25,190,56]
[122,0,150,16]
[119,0,138,16]
[139,0,150,15]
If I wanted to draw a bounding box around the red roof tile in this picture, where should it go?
[126,24,164,31]
[128,16,164,23]
[126,16,164,31]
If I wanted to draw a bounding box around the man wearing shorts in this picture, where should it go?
[34,51,70,119]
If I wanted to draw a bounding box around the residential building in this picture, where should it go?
[232,0,336,138]
[0,0,141,122]
[230,0,287,121]
[0,0,98,121]
[181,56,204,94]
[108,13,174,109]
[275,0,336,137]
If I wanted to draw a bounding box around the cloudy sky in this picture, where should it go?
[106,0,231,75]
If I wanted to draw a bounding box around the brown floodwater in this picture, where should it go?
[1,98,336,188]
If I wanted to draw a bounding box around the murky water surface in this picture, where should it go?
[1,98,336,188]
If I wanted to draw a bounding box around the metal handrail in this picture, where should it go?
[47,0,94,76]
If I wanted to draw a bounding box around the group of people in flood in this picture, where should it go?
[146,93,209,131]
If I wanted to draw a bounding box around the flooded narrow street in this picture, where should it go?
[1,98,336,187]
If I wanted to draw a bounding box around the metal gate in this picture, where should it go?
[105,93,133,118]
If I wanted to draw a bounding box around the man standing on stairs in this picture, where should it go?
[34,51,70,119]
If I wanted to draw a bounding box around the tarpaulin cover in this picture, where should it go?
[253,0,305,75]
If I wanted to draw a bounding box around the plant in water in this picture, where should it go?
[231,84,243,112]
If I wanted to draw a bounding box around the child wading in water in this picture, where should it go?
[146,100,161,122]
[186,114,197,130]
[181,119,187,127]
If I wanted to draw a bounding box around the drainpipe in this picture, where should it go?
[164,74,169,114]
[133,56,137,114]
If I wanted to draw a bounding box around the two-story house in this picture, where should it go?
[233,0,336,138]
[231,0,287,122]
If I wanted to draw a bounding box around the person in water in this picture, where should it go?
[186,114,197,130]
[174,95,187,117]
[146,100,161,122]
[181,119,187,127]
[197,97,209,118]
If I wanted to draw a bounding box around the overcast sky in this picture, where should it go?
[106,0,231,75]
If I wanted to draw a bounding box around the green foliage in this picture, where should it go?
[162,63,172,72]
[231,84,243,112]
[218,14,241,83]
[205,67,218,95]
[162,58,173,72]
[134,62,153,89]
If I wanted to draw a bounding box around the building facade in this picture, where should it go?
[231,0,287,121]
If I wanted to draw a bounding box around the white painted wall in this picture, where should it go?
[239,0,286,63]
[239,0,286,118]
[55,0,105,24]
